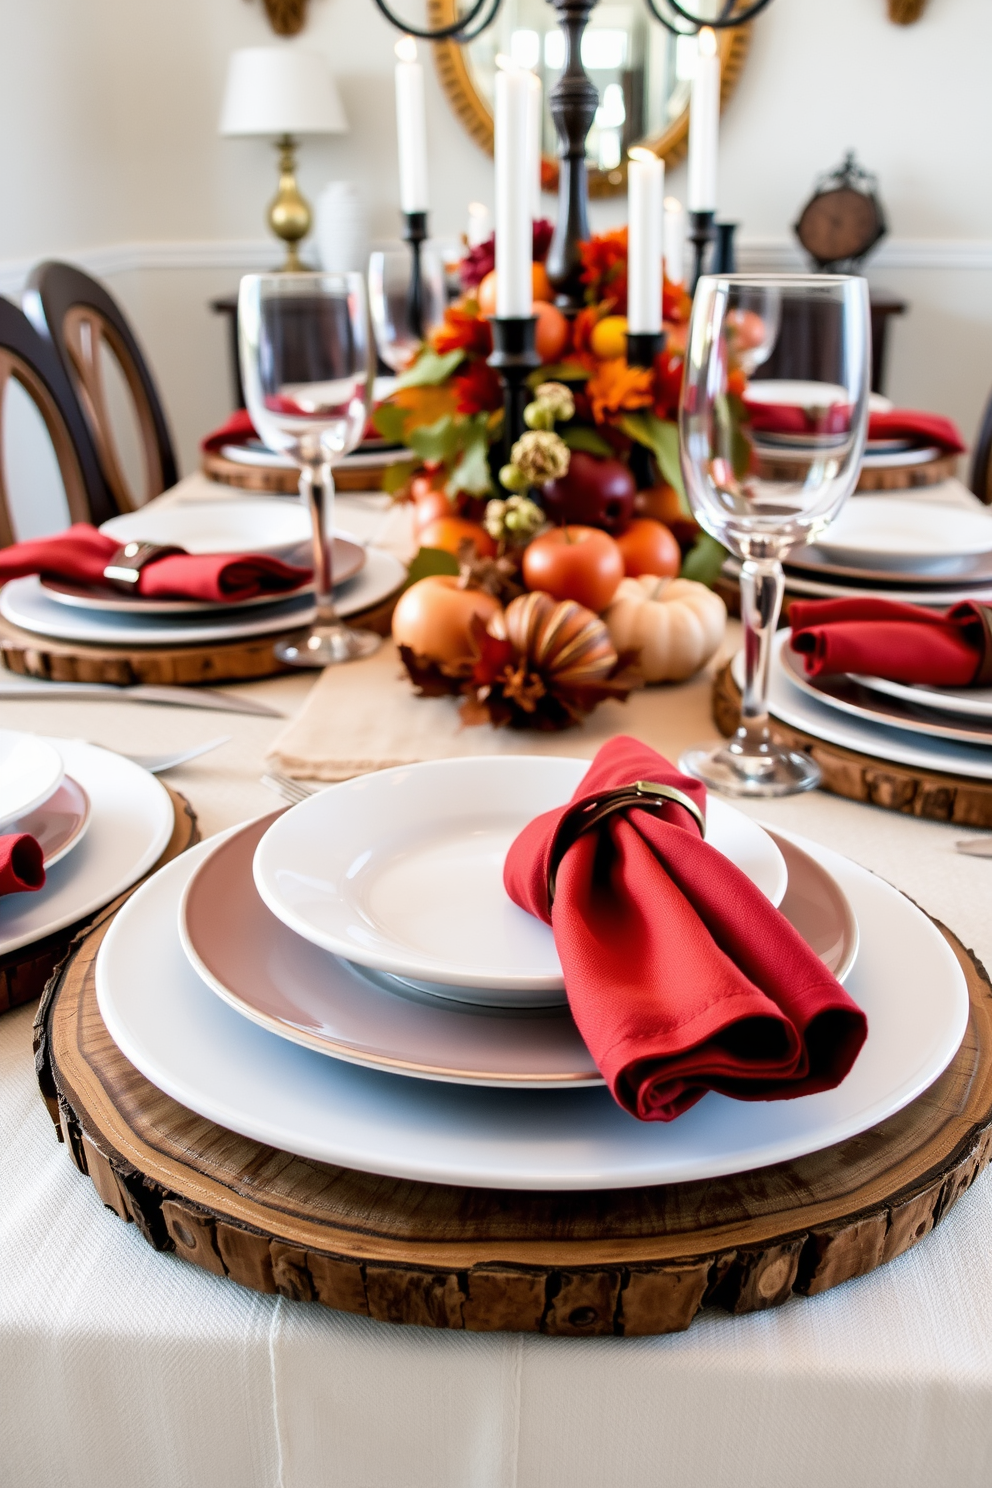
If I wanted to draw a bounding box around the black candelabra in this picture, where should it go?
[374,0,777,440]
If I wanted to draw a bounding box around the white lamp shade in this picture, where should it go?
[220,47,348,137]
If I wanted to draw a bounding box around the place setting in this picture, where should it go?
[0,725,192,1012]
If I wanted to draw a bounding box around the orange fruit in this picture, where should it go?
[418,516,497,559]
[392,576,501,666]
[477,263,555,319]
[532,262,553,303]
[534,301,570,362]
[616,518,681,579]
[590,315,629,361]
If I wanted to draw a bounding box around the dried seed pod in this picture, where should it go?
[502,591,618,686]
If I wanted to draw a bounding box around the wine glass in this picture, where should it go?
[678,274,871,797]
[238,271,380,667]
[368,244,446,373]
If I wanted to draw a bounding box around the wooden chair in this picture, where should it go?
[0,296,116,546]
[23,261,178,511]
[970,389,992,505]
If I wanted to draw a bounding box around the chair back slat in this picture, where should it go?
[0,297,115,543]
[24,262,178,509]
[971,392,992,505]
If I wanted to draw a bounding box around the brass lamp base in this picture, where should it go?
[268,134,311,272]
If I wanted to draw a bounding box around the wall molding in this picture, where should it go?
[2,234,992,298]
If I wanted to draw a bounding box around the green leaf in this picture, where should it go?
[680,532,728,588]
[527,360,591,387]
[407,414,461,466]
[381,458,418,496]
[404,546,460,587]
[619,413,688,508]
[371,403,410,445]
[561,425,612,458]
[447,435,492,498]
[396,347,465,389]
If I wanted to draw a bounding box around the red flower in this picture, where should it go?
[459,219,556,290]
[453,359,503,416]
[579,228,628,314]
[432,304,492,357]
[652,348,684,421]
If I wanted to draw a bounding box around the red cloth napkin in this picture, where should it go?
[201,409,255,453]
[504,737,868,1122]
[743,399,965,454]
[0,834,44,896]
[790,597,992,686]
[0,524,310,604]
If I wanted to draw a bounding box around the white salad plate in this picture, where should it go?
[855,674,992,723]
[97,826,966,1190]
[181,813,856,1084]
[251,756,790,998]
[100,498,314,560]
[0,548,406,646]
[0,731,65,829]
[12,776,91,867]
[748,633,992,781]
[816,497,992,571]
[0,737,173,956]
[781,645,992,749]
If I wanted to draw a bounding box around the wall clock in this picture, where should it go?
[794,153,887,270]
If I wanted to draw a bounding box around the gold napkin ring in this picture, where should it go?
[103,541,184,592]
[546,780,706,909]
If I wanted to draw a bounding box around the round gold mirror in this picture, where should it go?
[429,2,750,198]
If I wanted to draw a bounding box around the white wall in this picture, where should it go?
[1,0,991,500]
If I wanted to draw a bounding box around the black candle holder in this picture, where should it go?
[402,209,429,338]
[625,330,666,369]
[688,210,717,294]
[713,221,738,275]
[488,316,541,455]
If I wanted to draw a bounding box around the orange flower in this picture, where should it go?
[586,358,654,424]
[431,303,492,357]
[571,306,603,362]
[579,228,628,312]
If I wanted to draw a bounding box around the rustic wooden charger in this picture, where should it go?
[1,787,196,1015]
[33,896,992,1334]
[713,662,992,827]
[202,448,394,494]
[0,589,401,687]
[755,450,959,492]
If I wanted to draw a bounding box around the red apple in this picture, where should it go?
[541,451,636,536]
[522,526,624,613]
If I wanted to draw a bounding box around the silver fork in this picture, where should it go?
[261,770,320,804]
[119,737,231,774]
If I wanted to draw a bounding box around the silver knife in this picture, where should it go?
[954,838,992,858]
[0,680,284,717]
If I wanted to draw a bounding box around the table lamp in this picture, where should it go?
[220,47,348,270]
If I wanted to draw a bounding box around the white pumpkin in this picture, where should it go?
[604,575,727,683]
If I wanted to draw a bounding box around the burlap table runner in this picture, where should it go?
[267,639,732,780]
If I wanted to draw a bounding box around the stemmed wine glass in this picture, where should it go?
[678,274,871,796]
[368,244,446,373]
[239,271,380,667]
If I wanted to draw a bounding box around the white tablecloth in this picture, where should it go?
[3,488,992,1487]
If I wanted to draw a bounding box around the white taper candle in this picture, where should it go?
[627,149,665,335]
[394,37,429,215]
[687,28,720,214]
[495,66,533,318]
[664,196,685,286]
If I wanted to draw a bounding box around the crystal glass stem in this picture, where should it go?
[738,556,784,748]
[304,461,338,626]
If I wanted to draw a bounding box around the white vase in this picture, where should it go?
[315,181,369,273]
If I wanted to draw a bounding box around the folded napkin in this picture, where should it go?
[744,400,965,454]
[790,597,992,686]
[201,409,255,454]
[0,524,310,604]
[0,834,44,896]
[504,736,868,1122]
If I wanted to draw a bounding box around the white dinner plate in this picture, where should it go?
[856,674,992,723]
[0,731,64,829]
[724,557,992,610]
[860,445,942,470]
[182,812,856,1083]
[0,548,406,646]
[100,498,314,559]
[252,756,789,997]
[780,644,992,749]
[0,737,173,956]
[816,497,992,571]
[97,827,967,1190]
[740,632,992,781]
[219,443,413,472]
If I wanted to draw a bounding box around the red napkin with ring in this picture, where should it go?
[789,597,992,687]
[504,737,867,1122]
[0,524,311,604]
[0,834,44,897]
[743,402,965,454]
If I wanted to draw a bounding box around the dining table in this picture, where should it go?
[3,478,992,1488]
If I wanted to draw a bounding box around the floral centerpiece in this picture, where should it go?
[377,223,731,730]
